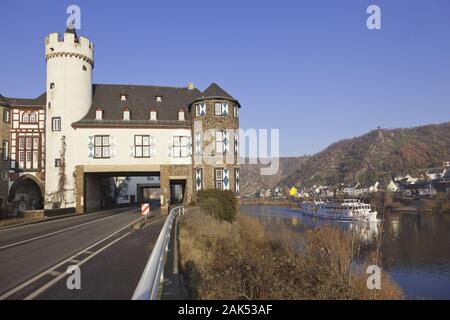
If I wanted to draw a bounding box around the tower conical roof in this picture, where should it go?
[202,83,234,99]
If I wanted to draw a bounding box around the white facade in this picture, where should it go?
[73,128,192,166]
[44,31,94,209]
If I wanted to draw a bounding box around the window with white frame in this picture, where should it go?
[3,109,10,123]
[123,108,130,120]
[195,104,201,117]
[214,102,223,116]
[95,108,103,120]
[215,168,224,190]
[2,140,8,161]
[94,135,110,159]
[195,103,206,117]
[178,109,185,121]
[150,110,157,120]
[22,112,29,123]
[234,105,238,118]
[172,136,189,158]
[215,131,224,154]
[135,135,151,158]
[17,136,39,169]
[29,112,37,123]
[52,117,61,131]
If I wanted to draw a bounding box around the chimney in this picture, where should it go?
[187,82,195,90]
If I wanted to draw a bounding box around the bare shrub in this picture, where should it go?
[179,208,404,300]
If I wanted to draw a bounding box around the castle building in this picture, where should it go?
[0,27,240,215]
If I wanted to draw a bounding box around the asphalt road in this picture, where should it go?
[0,207,132,249]
[0,206,163,299]
[38,215,166,300]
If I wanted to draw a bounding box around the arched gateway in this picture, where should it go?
[8,175,44,213]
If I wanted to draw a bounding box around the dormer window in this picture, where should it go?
[178,109,185,121]
[155,96,163,102]
[120,94,127,101]
[150,109,157,121]
[123,107,130,120]
[95,108,103,120]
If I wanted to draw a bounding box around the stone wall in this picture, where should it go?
[160,164,194,214]
[190,99,240,196]
[74,165,84,214]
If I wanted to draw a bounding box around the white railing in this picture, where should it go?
[132,205,184,300]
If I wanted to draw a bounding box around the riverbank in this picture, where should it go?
[368,192,450,216]
[178,207,403,300]
[240,198,298,208]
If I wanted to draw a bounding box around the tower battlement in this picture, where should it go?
[45,31,94,66]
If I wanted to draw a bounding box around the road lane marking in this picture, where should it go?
[24,231,133,300]
[0,209,139,251]
[48,271,61,277]
[69,259,80,264]
[0,215,145,300]
[0,207,136,233]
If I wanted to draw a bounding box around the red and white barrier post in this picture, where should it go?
[141,203,150,221]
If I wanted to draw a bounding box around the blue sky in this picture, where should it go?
[1,0,449,156]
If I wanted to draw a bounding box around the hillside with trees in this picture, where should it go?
[241,122,450,192]
[281,122,450,188]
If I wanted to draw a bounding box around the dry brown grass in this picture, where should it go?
[179,207,404,300]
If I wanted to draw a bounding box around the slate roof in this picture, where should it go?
[74,82,239,125]
[2,82,239,124]
[73,84,202,124]
[202,83,234,99]
[1,93,46,107]
[189,83,240,108]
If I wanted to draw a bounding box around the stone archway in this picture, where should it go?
[8,175,44,214]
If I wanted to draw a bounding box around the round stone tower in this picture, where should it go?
[44,28,94,210]
[190,83,241,196]
[45,28,94,121]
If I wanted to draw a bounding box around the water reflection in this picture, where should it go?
[241,205,450,299]
[243,205,379,242]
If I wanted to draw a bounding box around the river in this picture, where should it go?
[241,204,450,300]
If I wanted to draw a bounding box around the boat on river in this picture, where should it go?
[301,199,378,222]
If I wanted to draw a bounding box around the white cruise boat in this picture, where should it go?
[301,199,378,222]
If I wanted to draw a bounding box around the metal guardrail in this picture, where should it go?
[132,205,184,300]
